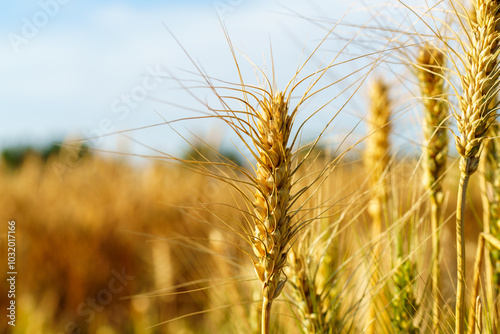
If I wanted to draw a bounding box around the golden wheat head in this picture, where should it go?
[251,92,293,332]
[454,0,500,175]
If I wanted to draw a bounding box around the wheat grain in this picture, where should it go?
[452,1,500,332]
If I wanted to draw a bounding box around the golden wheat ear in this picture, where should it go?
[451,1,500,333]
[416,44,448,333]
[251,92,293,334]
[284,183,363,334]
[152,12,386,333]
[363,77,392,334]
[364,78,392,237]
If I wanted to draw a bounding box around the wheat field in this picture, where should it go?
[3,1,500,333]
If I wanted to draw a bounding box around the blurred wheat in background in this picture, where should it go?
[4,0,500,333]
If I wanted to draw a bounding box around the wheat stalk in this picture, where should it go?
[251,92,293,334]
[478,111,500,330]
[468,233,500,334]
[287,248,323,333]
[452,1,500,332]
[416,44,448,333]
[390,256,419,334]
[364,78,392,334]
[475,297,482,334]
[169,26,367,332]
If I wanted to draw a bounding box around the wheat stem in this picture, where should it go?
[468,233,486,334]
[456,157,471,334]
[475,297,482,334]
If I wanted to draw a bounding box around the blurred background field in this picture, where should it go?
[0,143,486,333]
[0,144,250,334]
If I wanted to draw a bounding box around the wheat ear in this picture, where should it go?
[468,233,500,334]
[416,44,448,333]
[468,4,500,325]
[364,78,392,334]
[287,248,322,333]
[252,92,292,334]
[365,78,392,237]
[286,222,345,333]
[475,297,482,334]
[453,1,500,332]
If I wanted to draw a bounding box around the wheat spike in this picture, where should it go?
[365,78,392,236]
[452,1,500,332]
[364,78,392,334]
[287,240,343,333]
[251,92,292,334]
[390,257,419,334]
[474,0,500,317]
[475,297,483,334]
[416,44,448,333]
[287,249,321,334]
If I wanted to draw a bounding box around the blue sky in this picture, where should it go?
[1,0,423,158]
